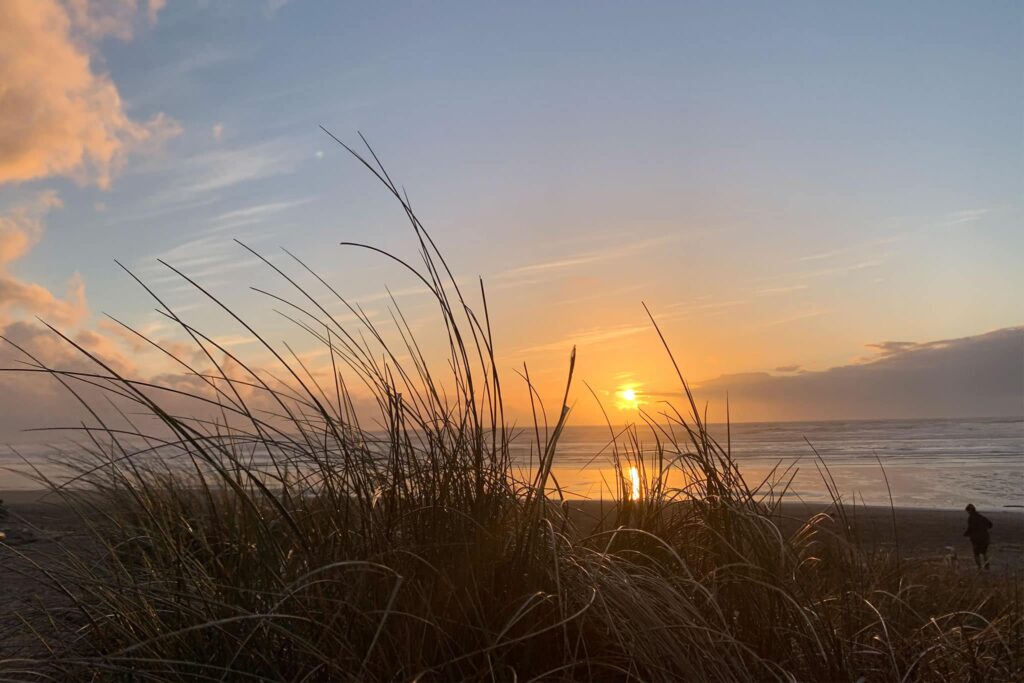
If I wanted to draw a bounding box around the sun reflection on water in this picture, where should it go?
[629,466,641,501]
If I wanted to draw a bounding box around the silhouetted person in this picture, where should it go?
[963,504,992,570]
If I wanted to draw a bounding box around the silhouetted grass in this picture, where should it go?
[0,135,1020,681]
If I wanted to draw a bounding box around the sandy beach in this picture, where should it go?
[561,498,1024,573]
[4,489,1021,576]
[2,490,1021,667]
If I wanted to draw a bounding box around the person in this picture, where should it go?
[963,504,993,570]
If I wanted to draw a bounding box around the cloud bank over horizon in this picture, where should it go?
[0,324,1019,445]
[690,326,1023,422]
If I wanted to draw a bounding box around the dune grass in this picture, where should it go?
[1,136,1021,681]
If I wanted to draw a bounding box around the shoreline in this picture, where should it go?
[3,485,1023,511]
[4,487,1023,511]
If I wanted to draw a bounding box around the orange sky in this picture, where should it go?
[0,1,1020,441]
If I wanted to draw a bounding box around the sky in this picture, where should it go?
[0,0,1021,438]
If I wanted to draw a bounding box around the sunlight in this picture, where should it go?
[629,466,641,501]
[617,386,641,410]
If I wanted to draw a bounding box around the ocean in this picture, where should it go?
[520,417,1023,509]
[1,417,1020,510]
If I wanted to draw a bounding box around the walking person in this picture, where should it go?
[963,504,993,570]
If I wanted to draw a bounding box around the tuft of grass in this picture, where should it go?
[0,134,1021,681]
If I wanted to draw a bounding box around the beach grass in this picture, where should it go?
[1,137,1021,681]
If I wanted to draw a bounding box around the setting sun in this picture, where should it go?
[617,386,641,411]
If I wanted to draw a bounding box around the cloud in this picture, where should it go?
[755,284,807,296]
[862,340,920,359]
[690,327,1024,421]
[938,208,994,228]
[96,316,196,362]
[66,0,166,41]
[0,0,179,188]
[0,1,196,448]
[151,141,300,207]
[0,193,88,326]
[667,299,747,314]
[0,319,183,444]
[210,198,311,232]
[514,323,652,356]
[762,310,827,327]
[134,232,273,295]
[496,235,679,281]
[146,0,165,26]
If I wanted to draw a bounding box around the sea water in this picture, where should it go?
[1,417,1020,510]
[524,417,1024,509]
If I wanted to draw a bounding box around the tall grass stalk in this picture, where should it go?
[0,135,1020,681]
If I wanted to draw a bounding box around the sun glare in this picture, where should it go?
[629,466,641,501]
[617,386,640,410]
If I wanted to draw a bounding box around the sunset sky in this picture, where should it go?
[1,1,1021,437]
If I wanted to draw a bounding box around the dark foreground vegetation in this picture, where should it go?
[1,137,1020,681]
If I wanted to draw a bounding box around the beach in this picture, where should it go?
[3,488,1022,672]
[3,491,1020,616]
[558,499,1024,572]
[5,490,1021,566]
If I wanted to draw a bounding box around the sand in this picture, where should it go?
[559,499,1024,572]
[3,489,1019,573]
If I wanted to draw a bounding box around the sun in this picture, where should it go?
[617,386,641,410]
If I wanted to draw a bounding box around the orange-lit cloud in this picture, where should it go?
[0,0,179,188]
[0,0,178,421]
[0,193,88,326]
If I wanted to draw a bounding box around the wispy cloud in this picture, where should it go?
[211,335,259,348]
[666,298,747,314]
[144,140,302,211]
[176,143,298,199]
[496,235,680,281]
[513,322,652,356]
[754,284,808,296]
[790,235,902,264]
[793,249,842,263]
[135,231,274,293]
[213,199,310,225]
[552,283,650,307]
[758,257,886,285]
[937,208,995,227]
[762,310,828,327]
[209,198,312,232]
[148,257,264,287]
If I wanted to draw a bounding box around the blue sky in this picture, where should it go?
[0,0,1021,425]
